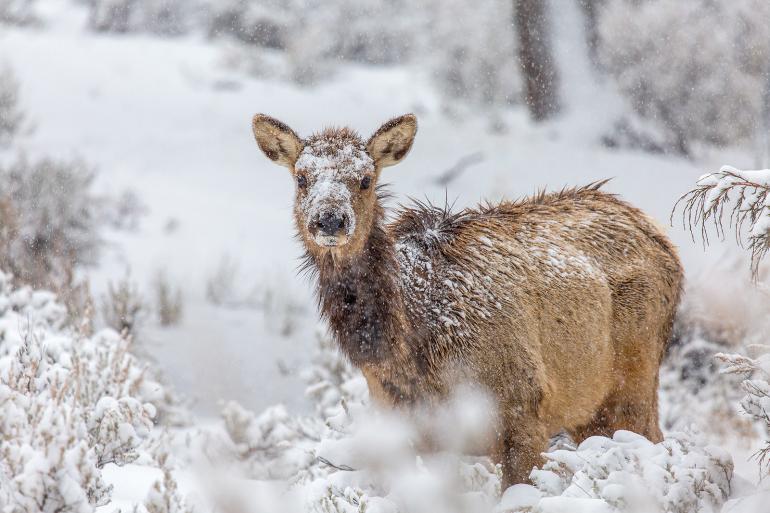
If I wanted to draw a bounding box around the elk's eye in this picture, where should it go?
[297,175,307,189]
[360,175,372,190]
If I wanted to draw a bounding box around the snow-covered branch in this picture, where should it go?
[676,165,770,277]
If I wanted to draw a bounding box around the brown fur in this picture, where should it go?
[251,114,684,488]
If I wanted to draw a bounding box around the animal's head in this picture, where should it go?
[252,114,417,257]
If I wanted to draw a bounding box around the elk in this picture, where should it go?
[251,113,683,487]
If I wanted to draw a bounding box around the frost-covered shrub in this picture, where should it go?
[500,431,733,513]
[660,332,751,437]
[0,0,37,25]
[215,0,418,85]
[0,272,160,512]
[101,273,146,336]
[0,65,24,146]
[599,0,770,152]
[104,189,148,232]
[301,334,364,419]
[86,0,136,32]
[424,0,519,110]
[134,449,194,513]
[205,254,244,307]
[717,351,770,472]
[659,267,770,436]
[205,0,292,49]
[153,270,183,327]
[0,156,102,294]
[86,0,192,36]
[201,331,737,513]
[221,401,320,481]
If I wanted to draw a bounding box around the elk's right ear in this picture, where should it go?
[251,114,303,169]
[367,114,417,168]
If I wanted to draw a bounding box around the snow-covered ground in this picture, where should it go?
[2,1,769,511]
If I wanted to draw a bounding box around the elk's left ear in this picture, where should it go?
[252,114,303,169]
[367,114,417,168]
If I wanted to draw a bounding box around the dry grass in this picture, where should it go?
[101,273,146,337]
[153,269,183,326]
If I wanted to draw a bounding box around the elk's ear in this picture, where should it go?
[252,114,303,168]
[367,114,417,168]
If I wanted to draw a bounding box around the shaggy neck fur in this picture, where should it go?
[309,204,405,364]
[304,201,431,407]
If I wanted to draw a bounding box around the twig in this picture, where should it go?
[433,152,484,187]
[317,455,356,472]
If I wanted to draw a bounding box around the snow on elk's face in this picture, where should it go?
[252,114,418,256]
[293,135,374,248]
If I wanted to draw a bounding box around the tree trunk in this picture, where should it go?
[514,0,560,121]
[578,0,603,68]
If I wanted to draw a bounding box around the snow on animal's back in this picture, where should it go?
[390,183,681,345]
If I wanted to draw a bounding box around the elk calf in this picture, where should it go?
[251,114,683,487]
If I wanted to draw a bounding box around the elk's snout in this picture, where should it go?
[316,212,348,235]
[310,211,350,247]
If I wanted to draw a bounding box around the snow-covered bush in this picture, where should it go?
[101,273,147,336]
[133,449,194,513]
[660,332,751,437]
[676,165,770,478]
[153,270,183,327]
[717,351,770,473]
[0,0,37,25]
[0,65,24,146]
[85,0,135,33]
[200,332,735,513]
[658,264,770,437]
[423,0,519,110]
[599,0,770,152]
[676,165,770,278]
[205,0,292,49]
[500,430,733,513]
[0,156,102,293]
[0,272,160,512]
[86,0,193,36]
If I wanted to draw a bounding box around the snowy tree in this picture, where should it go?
[578,0,604,67]
[514,0,560,121]
[599,0,770,153]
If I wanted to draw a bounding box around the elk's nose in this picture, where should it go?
[316,212,347,236]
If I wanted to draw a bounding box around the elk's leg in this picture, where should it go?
[569,372,663,444]
[497,421,548,489]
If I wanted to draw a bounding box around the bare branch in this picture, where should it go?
[433,152,484,187]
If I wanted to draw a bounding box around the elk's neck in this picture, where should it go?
[312,218,412,368]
